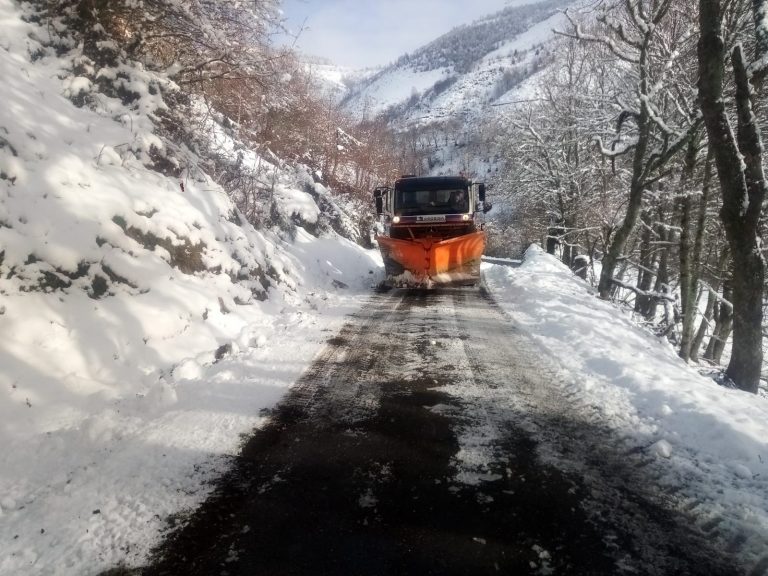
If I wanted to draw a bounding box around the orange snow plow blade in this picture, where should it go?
[377,231,486,287]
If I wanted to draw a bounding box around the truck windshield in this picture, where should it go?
[394,188,469,215]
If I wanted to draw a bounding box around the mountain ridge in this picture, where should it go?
[338,0,573,125]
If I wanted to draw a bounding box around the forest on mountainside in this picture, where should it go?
[393,0,570,74]
[339,0,568,125]
[492,0,768,394]
[25,0,428,247]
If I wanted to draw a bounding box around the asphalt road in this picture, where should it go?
[135,287,743,576]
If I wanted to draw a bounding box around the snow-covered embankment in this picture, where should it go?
[484,245,768,565]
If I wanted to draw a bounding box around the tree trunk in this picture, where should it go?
[564,181,580,271]
[697,0,766,392]
[649,231,670,321]
[646,204,670,321]
[704,300,720,361]
[597,145,650,299]
[705,278,734,365]
[598,34,652,299]
[546,218,564,255]
[557,195,570,265]
[691,288,716,362]
[572,255,588,280]
[677,137,700,360]
[635,210,656,316]
[692,246,728,362]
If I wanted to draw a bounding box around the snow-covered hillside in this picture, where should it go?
[0,2,381,574]
[340,0,570,125]
[304,60,381,103]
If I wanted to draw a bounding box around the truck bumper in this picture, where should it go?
[376,232,486,287]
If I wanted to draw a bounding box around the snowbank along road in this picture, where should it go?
[138,286,744,576]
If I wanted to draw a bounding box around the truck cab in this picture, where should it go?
[374,176,489,240]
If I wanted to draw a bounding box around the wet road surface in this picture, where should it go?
[137,287,742,576]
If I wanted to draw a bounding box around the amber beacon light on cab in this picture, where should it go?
[373,175,492,288]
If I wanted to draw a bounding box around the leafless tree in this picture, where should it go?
[697,0,768,392]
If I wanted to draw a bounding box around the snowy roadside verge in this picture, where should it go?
[0,1,383,573]
[0,235,382,576]
[483,244,768,567]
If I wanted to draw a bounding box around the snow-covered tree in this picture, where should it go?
[558,0,702,301]
[495,0,768,390]
[697,0,768,392]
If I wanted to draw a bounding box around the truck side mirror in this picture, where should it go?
[483,202,493,214]
[478,183,486,202]
[373,188,384,216]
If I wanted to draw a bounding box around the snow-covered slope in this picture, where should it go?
[304,61,381,103]
[484,246,768,566]
[0,2,381,574]
[340,0,570,125]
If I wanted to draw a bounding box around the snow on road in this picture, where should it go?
[484,245,768,568]
[4,240,768,574]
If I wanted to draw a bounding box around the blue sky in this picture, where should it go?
[277,0,527,68]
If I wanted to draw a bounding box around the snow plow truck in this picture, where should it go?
[373,175,490,288]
